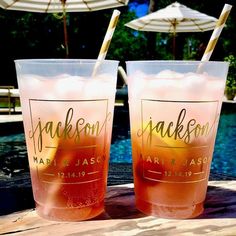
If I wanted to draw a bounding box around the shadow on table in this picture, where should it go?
[1,181,235,220]
[103,185,145,220]
[103,184,236,220]
[197,185,236,219]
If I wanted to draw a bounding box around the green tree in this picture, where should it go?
[107,10,147,64]
[224,55,236,100]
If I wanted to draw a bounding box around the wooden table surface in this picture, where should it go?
[1,181,236,236]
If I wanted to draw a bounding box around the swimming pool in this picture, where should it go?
[211,111,236,176]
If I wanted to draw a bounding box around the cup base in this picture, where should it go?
[35,201,104,222]
[136,197,204,219]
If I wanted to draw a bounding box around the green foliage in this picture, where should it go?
[224,55,236,99]
[107,10,147,63]
[183,37,200,60]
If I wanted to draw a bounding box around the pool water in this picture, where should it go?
[0,109,236,178]
[211,112,236,176]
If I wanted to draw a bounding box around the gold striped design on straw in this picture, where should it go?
[99,39,112,56]
[216,7,231,27]
[92,9,120,76]
[98,9,120,60]
[203,38,218,55]
[201,4,232,61]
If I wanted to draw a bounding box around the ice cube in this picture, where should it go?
[155,70,183,79]
[54,75,85,99]
[21,74,43,91]
[181,73,207,97]
[93,73,113,83]
[146,78,177,99]
[128,71,148,98]
[206,78,225,100]
[84,74,115,99]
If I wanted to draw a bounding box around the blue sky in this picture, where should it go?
[129,3,148,17]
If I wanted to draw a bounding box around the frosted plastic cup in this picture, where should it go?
[126,60,229,219]
[15,59,118,221]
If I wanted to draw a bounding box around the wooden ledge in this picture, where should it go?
[0,181,236,235]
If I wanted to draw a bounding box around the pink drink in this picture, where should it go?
[127,61,229,218]
[15,60,118,221]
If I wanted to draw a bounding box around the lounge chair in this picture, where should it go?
[0,86,20,114]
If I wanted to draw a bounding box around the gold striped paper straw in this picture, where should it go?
[201,4,232,61]
[98,9,120,60]
[92,10,120,76]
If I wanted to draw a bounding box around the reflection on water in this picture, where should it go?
[212,112,236,176]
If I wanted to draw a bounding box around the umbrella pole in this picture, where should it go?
[173,33,176,60]
[62,1,69,58]
[171,21,177,60]
[63,13,69,58]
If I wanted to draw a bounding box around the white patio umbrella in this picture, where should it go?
[125,2,217,58]
[0,0,129,57]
